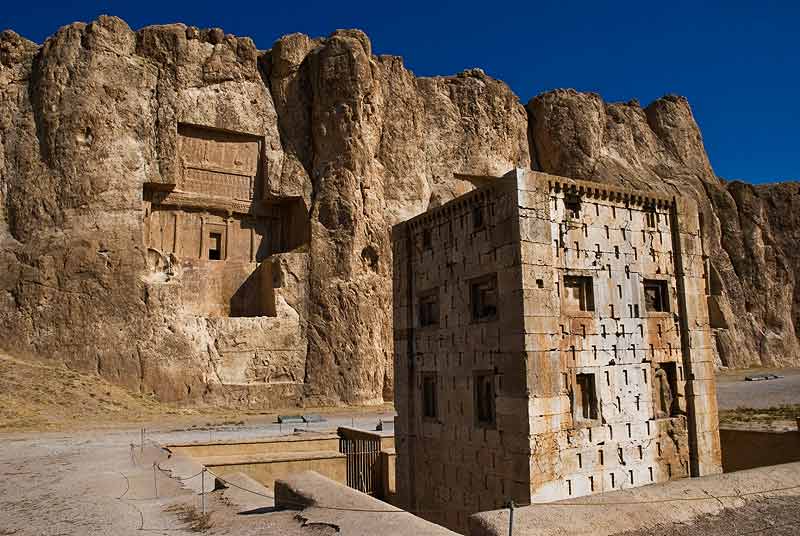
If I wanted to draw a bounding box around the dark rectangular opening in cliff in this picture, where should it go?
[422,228,432,250]
[208,232,222,260]
[645,208,657,228]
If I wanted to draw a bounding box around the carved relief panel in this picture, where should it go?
[177,124,261,202]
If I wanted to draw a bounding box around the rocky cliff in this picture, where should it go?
[527,90,800,368]
[0,16,796,407]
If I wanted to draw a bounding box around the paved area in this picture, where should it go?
[0,411,393,536]
[716,367,800,410]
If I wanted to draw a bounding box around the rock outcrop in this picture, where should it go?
[0,17,796,407]
[528,89,800,367]
[0,17,529,406]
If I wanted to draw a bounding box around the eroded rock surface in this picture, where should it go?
[0,17,796,407]
[0,17,529,405]
[528,89,800,367]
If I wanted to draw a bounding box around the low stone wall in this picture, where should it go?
[275,471,458,536]
[166,433,340,458]
[205,451,347,489]
[468,462,800,536]
[166,433,346,489]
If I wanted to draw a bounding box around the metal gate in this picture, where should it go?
[338,427,382,495]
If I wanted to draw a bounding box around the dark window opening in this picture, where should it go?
[422,374,438,419]
[419,291,440,327]
[472,205,485,230]
[208,232,222,260]
[564,194,581,218]
[574,373,599,420]
[564,276,595,311]
[422,228,432,250]
[474,372,496,426]
[644,279,669,312]
[471,275,498,321]
[645,208,657,228]
[654,362,679,418]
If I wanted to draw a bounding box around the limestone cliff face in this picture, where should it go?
[0,18,796,407]
[0,17,529,405]
[528,89,800,367]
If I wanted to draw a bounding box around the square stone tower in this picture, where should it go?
[391,169,721,533]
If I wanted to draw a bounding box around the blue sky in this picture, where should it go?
[4,1,798,183]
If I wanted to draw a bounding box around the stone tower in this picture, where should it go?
[392,169,721,533]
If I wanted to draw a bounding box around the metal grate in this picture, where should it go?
[338,430,381,495]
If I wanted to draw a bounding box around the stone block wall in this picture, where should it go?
[519,171,717,504]
[393,169,721,533]
[392,177,530,531]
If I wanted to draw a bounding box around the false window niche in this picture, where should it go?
[564,275,595,312]
[653,362,679,418]
[422,374,438,419]
[644,279,669,312]
[574,373,599,421]
[471,275,498,321]
[474,371,496,427]
[564,194,581,219]
[472,205,486,230]
[645,207,657,228]
[419,290,440,327]
[422,228,433,250]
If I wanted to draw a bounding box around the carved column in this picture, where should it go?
[225,211,232,261]
[199,213,206,259]
[250,223,255,262]
[173,211,180,256]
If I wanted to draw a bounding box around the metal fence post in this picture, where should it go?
[507,499,515,536]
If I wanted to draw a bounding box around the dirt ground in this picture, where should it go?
[0,350,395,535]
[0,351,394,433]
[1,351,799,535]
[716,367,800,430]
[0,412,393,535]
[618,494,800,536]
[716,367,800,410]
